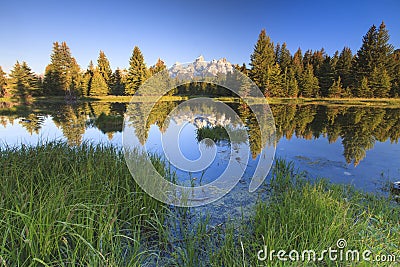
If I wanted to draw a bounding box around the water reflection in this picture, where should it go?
[1,101,400,167]
[272,104,400,165]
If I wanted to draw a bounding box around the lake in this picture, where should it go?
[1,100,400,217]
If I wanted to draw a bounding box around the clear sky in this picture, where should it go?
[1,0,399,74]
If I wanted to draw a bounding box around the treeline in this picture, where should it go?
[250,22,400,98]
[0,22,399,100]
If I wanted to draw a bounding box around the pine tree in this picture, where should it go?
[370,66,391,97]
[239,63,249,76]
[250,29,276,92]
[110,68,125,95]
[336,47,353,89]
[356,76,372,97]
[318,56,335,97]
[265,63,284,97]
[9,61,38,101]
[330,50,339,73]
[277,42,292,72]
[303,49,313,69]
[391,49,400,97]
[328,76,343,98]
[0,67,7,97]
[82,61,94,96]
[126,46,149,95]
[97,50,112,86]
[376,22,395,75]
[287,69,299,97]
[43,42,80,96]
[353,24,378,83]
[353,22,395,94]
[292,48,303,80]
[89,68,109,96]
[300,64,319,97]
[149,58,167,75]
[311,49,325,78]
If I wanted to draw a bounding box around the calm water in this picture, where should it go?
[1,101,400,199]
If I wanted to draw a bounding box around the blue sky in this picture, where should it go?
[1,0,399,74]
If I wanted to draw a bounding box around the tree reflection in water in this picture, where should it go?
[2,101,400,165]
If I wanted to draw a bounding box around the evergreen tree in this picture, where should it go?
[370,66,391,97]
[391,49,400,97]
[356,76,372,97]
[43,42,80,96]
[336,47,353,89]
[149,58,167,75]
[250,29,276,92]
[328,76,344,98]
[9,61,38,101]
[330,50,339,72]
[376,22,395,75]
[353,22,394,94]
[110,68,125,95]
[265,63,284,97]
[303,49,313,69]
[0,67,7,97]
[126,46,149,95]
[82,61,94,96]
[89,68,109,96]
[300,64,319,97]
[353,24,378,83]
[318,56,335,97]
[287,68,299,97]
[97,50,112,86]
[277,42,292,71]
[292,48,303,80]
[311,49,325,77]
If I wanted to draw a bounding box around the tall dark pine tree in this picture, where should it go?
[126,46,149,95]
[376,22,395,75]
[303,49,313,69]
[110,68,125,95]
[0,66,7,97]
[336,47,353,89]
[82,61,94,96]
[43,42,80,96]
[97,50,112,86]
[277,42,292,72]
[353,25,377,84]
[250,29,276,92]
[292,48,303,80]
[353,22,394,97]
[318,56,335,97]
[391,49,400,96]
[311,49,325,78]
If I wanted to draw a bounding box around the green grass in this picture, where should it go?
[1,144,399,266]
[0,142,170,266]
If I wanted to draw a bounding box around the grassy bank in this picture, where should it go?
[0,143,399,266]
[266,97,400,107]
